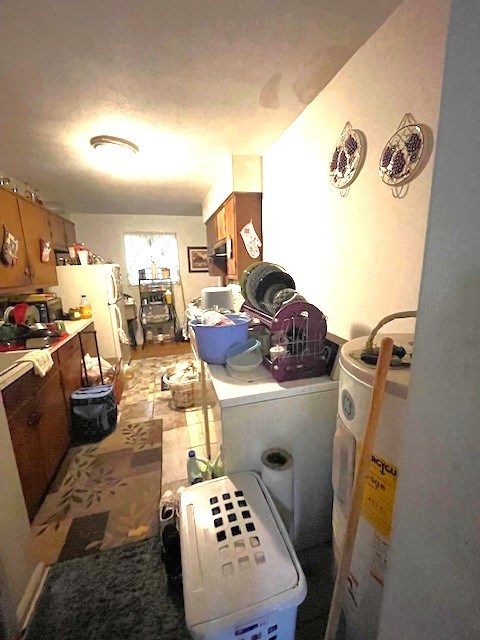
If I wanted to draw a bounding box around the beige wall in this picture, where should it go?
[71,213,218,324]
[379,0,478,636]
[262,0,451,340]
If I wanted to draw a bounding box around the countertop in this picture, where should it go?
[0,319,94,391]
[208,363,339,409]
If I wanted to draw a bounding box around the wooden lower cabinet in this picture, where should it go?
[37,370,69,481]
[8,403,49,521]
[8,368,68,520]
[4,326,95,521]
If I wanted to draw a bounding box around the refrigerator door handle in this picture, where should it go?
[110,270,119,304]
[114,303,122,331]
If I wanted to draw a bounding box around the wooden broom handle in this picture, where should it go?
[324,336,394,640]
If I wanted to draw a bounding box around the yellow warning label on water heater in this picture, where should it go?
[361,454,398,538]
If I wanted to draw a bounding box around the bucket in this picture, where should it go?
[189,314,251,364]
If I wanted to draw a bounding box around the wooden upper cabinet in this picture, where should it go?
[225,196,237,277]
[205,192,262,281]
[215,206,226,242]
[17,198,58,287]
[0,188,31,289]
[206,216,225,277]
[48,212,67,249]
[64,219,76,247]
[227,192,262,281]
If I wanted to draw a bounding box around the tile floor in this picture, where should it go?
[39,352,335,636]
[124,355,221,495]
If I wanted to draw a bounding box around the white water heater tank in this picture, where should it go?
[332,333,413,640]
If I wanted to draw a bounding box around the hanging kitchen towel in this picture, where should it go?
[18,350,54,377]
[240,220,262,258]
[1,224,19,266]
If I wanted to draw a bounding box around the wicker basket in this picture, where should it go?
[163,374,195,409]
[163,373,210,409]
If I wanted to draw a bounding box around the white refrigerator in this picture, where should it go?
[53,264,131,364]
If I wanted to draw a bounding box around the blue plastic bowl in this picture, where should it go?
[189,314,251,364]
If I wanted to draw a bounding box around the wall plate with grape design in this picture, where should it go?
[329,125,365,190]
[379,122,426,187]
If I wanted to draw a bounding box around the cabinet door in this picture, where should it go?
[58,336,83,406]
[36,370,70,481]
[225,196,237,277]
[206,215,225,277]
[215,206,226,242]
[17,198,58,286]
[0,187,31,289]
[48,212,67,249]
[64,219,76,247]
[230,193,262,280]
[206,215,216,248]
[9,400,49,521]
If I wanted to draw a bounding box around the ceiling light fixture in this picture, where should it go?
[89,135,139,154]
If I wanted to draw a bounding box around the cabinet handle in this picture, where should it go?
[27,411,42,427]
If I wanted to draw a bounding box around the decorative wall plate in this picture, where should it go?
[379,121,426,187]
[329,126,365,190]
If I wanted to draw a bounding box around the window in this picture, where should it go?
[123,233,180,286]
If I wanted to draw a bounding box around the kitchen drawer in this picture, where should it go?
[56,335,81,366]
[3,363,57,419]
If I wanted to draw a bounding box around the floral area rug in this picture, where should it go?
[31,418,163,565]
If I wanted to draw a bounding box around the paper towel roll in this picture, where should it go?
[261,448,294,539]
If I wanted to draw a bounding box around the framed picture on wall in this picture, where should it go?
[187,246,208,272]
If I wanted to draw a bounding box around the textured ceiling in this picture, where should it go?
[0,0,400,216]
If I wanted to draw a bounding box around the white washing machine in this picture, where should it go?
[332,333,413,640]
[207,335,344,551]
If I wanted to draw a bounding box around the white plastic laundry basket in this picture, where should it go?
[179,471,307,640]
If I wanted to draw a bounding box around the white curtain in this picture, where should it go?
[123,233,180,285]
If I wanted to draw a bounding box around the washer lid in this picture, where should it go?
[180,472,304,628]
[340,333,413,399]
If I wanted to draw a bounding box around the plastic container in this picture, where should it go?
[187,450,212,484]
[79,294,92,319]
[180,472,307,640]
[211,446,224,479]
[225,337,263,373]
[187,451,204,484]
[189,313,250,364]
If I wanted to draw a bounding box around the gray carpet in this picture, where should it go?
[24,537,191,640]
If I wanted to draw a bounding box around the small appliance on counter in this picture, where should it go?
[201,286,234,312]
[0,322,61,351]
[240,262,339,382]
[8,293,64,323]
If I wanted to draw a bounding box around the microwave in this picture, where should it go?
[31,298,64,323]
